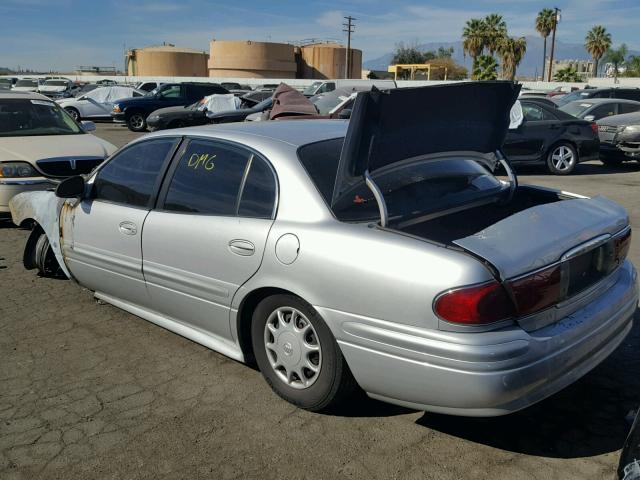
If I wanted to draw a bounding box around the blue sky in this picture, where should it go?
[1,0,638,71]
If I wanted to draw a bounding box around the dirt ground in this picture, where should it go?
[1,123,639,479]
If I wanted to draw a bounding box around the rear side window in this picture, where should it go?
[238,157,276,218]
[93,138,176,208]
[162,140,250,215]
[615,90,640,101]
[522,104,555,121]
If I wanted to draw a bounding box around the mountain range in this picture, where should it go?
[363,36,638,77]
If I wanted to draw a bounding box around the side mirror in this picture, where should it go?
[56,175,85,198]
[81,120,96,132]
[584,115,595,122]
[338,108,352,119]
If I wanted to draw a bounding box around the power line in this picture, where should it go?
[343,16,356,79]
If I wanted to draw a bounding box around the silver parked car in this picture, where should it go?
[10,82,638,416]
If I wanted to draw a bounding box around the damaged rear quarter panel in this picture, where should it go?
[9,190,75,279]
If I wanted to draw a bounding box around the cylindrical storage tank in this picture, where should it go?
[127,46,208,77]
[208,40,297,78]
[298,43,363,79]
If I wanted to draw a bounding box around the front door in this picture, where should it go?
[141,138,277,340]
[63,137,179,306]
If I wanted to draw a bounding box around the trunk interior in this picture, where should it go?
[395,186,563,245]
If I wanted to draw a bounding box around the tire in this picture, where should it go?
[65,107,80,121]
[546,142,578,175]
[34,233,63,277]
[126,111,147,132]
[251,294,357,411]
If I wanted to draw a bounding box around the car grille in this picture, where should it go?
[599,125,618,133]
[36,156,105,178]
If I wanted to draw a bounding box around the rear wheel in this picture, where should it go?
[546,143,578,175]
[127,112,147,132]
[251,294,357,411]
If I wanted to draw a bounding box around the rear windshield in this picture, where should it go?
[561,102,593,117]
[298,138,505,223]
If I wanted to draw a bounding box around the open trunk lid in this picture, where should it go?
[331,81,521,206]
[453,195,629,280]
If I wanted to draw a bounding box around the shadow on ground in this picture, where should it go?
[513,160,640,177]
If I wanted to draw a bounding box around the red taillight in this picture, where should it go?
[590,122,599,135]
[508,264,562,316]
[434,281,515,325]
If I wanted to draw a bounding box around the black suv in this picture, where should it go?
[112,82,228,131]
[555,87,640,107]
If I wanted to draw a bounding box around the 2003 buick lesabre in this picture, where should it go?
[10,82,638,416]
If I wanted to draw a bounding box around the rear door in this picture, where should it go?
[63,137,179,305]
[503,103,559,162]
[141,138,277,340]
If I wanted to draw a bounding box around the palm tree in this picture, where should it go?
[498,36,527,81]
[535,8,556,81]
[585,25,612,78]
[462,18,486,79]
[473,55,499,80]
[625,55,640,77]
[554,67,581,82]
[483,14,507,56]
[604,44,628,82]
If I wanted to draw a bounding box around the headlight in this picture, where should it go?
[0,161,39,178]
[113,104,121,113]
[623,125,640,134]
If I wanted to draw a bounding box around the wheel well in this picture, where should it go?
[235,287,298,365]
[65,106,79,115]
[23,222,44,270]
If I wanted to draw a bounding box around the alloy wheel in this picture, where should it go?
[263,306,322,389]
[550,145,575,172]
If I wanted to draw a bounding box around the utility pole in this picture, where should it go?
[547,7,561,81]
[343,16,356,79]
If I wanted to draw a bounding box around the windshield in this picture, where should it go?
[312,93,352,115]
[0,98,83,137]
[44,80,68,87]
[303,82,323,96]
[298,138,505,222]
[555,90,593,107]
[0,79,12,85]
[560,102,593,117]
[16,79,38,87]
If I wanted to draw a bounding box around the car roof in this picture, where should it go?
[148,119,348,148]
[566,98,640,105]
[0,90,52,100]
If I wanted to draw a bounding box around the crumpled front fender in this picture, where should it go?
[9,191,72,279]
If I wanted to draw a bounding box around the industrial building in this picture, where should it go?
[208,40,362,79]
[126,45,209,77]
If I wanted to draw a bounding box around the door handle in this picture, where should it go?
[118,221,137,235]
[228,239,255,256]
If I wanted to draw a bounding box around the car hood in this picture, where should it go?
[149,106,194,118]
[0,134,116,162]
[597,111,640,126]
[331,81,521,205]
[115,96,153,106]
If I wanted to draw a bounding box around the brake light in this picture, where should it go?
[434,281,515,325]
[590,122,598,134]
[508,264,562,316]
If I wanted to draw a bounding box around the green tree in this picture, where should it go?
[473,55,498,80]
[554,67,582,82]
[604,44,628,82]
[437,46,454,58]
[498,36,527,81]
[624,55,640,77]
[535,8,556,80]
[483,13,507,56]
[391,42,427,65]
[462,18,487,79]
[585,25,612,77]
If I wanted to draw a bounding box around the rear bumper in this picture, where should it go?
[317,261,638,416]
[0,178,56,214]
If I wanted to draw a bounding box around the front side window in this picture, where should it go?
[158,85,182,99]
[93,138,176,208]
[0,99,82,137]
[588,103,617,119]
[620,102,640,114]
[163,140,250,215]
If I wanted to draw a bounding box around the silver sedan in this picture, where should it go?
[11,83,638,416]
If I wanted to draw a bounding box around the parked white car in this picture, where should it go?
[58,86,146,121]
[12,78,41,93]
[0,91,116,217]
[38,78,79,99]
